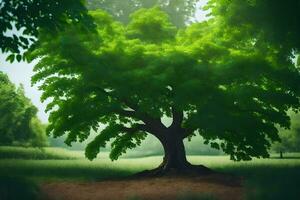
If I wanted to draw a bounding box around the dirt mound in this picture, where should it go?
[40,174,244,200]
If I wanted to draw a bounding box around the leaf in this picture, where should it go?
[20,37,29,45]
[6,54,15,63]
[210,142,220,150]
[16,55,22,62]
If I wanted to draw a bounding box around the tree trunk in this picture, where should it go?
[159,132,189,171]
[280,151,283,159]
[136,129,212,177]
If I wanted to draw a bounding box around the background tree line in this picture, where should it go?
[0,72,47,147]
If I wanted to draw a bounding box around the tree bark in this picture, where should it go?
[136,128,212,177]
[159,130,189,171]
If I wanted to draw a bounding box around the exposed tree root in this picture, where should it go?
[133,162,214,178]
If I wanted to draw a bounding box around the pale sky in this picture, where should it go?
[0,1,209,123]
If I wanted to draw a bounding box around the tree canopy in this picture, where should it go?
[1,0,199,62]
[207,0,300,58]
[86,0,198,27]
[0,0,92,62]
[0,72,47,146]
[29,6,300,168]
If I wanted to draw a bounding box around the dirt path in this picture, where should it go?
[40,174,245,200]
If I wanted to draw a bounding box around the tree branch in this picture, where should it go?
[182,128,196,139]
[92,85,167,136]
[170,106,183,129]
[120,124,151,134]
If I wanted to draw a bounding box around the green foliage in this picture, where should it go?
[30,7,300,162]
[86,123,123,160]
[30,118,48,147]
[0,0,93,61]
[85,122,147,160]
[127,7,176,43]
[86,0,198,27]
[0,72,47,146]
[207,0,300,56]
[272,112,300,153]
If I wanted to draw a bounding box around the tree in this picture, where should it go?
[0,0,92,62]
[272,112,300,158]
[86,0,198,27]
[29,8,300,175]
[0,72,47,146]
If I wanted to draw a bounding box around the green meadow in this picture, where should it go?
[0,147,300,200]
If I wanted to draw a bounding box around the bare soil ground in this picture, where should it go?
[40,174,245,200]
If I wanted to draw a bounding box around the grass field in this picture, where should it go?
[0,146,85,160]
[0,147,300,200]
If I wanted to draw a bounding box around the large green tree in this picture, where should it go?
[0,0,92,62]
[29,8,300,175]
[0,72,47,146]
